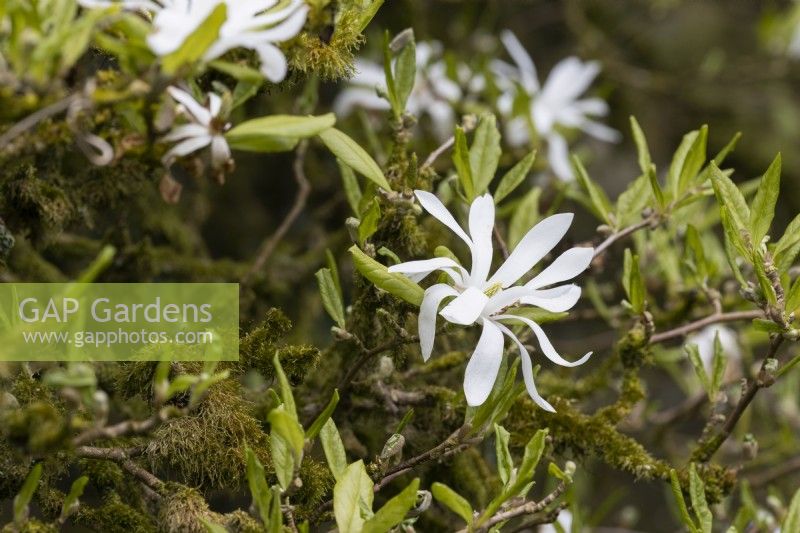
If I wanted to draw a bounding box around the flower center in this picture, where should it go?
[484,282,503,298]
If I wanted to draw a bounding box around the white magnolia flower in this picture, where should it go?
[333,42,463,140]
[162,86,231,169]
[389,190,593,410]
[78,0,308,82]
[492,30,619,180]
[687,324,741,375]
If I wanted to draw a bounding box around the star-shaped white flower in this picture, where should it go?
[162,86,231,169]
[333,42,463,140]
[492,30,619,180]
[79,0,308,82]
[389,190,593,410]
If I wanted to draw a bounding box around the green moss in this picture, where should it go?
[2,402,69,455]
[294,458,335,520]
[1,520,58,533]
[157,483,223,533]
[74,492,156,532]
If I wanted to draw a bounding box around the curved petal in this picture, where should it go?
[495,314,591,368]
[467,194,495,285]
[167,87,211,125]
[418,284,459,361]
[578,118,621,143]
[242,3,308,43]
[527,247,593,289]
[547,133,573,181]
[463,319,505,406]
[254,42,288,82]
[389,257,468,285]
[162,123,210,142]
[414,190,473,247]
[519,284,582,313]
[210,135,231,168]
[499,30,539,93]
[439,286,488,326]
[162,134,212,164]
[495,322,555,412]
[488,213,574,288]
[208,93,222,117]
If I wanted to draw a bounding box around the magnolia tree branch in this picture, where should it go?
[0,94,78,148]
[73,405,185,446]
[592,217,655,259]
[244,140,310,283]
[76,445,163,493]
[459,480,569,533]
[648,310,763,344]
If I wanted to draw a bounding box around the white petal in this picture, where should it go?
[547,133,573,180]
[244,3,308,43]
[483,285,530,315]
[167,87,211,126]
[163,134,212,163]
[389,257,467,284]
[208,93,222,117]
[541,57,600,105]
[527,247,593,289]
[467,194,495,285]
[499,30,539,93]
[255,42,288,82]
[210,135,231,167]
[439,286,488,326]
[519,285,582,313]
[414,190,473,247]
[496,314,591,368]
[418,284,459,361]
[463,319,505,406]
[162,124,210,142]
[489,213,574,288]
[495,322,555,411]
[578,118,621,143]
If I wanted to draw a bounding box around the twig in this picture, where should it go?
[649,310,762,344]
[421,135,455,170]
[461,480,568,533]
[73,406,184,446]
[592,217,654,259]
[0,94,78,148]
[692,335,785,462]
[748,455,800,487]
[76,446,163,493]
[243,140,310,283]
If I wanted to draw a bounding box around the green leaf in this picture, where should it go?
[431,482,473,525]
[270,429,294,490]
[677,125,708,194]
[319,128,392,191]
[269,486,283,533]
[494,424,513,486]
[208,60,264,82]
[316,268,346,328]
[363,478,419,533]
[245,445,272,526]
[349,245,424,306]
[754,257,778,306]
[358,198,381,245]
[774,213,800,272]
[306,390,340,440]
[161,3,226,74]
[709,163,750,234]
[268,407,305,461]
[686,343,711,396]
[508,187,541,249]
[647,164,666,209]
[629,116,652,175]
[683,224,708,283]
[321,418,347,481]
[393,35,416,113]
[784,485,800,533]
[453,126,475,200]
[572,155,613,226]
[688,464,712,533]
[338,158,363,216]
[334,460,374,533]
[200,518,230,533]
[669,469,698,533]
[226,114,336,152]
[13,463,42,525]
[356,0,384,32]
[469,114,502,195]
[494,150,536,203]
[786,276,800,314]
[749,153,781,244]
[59,476,88,522]
[516,429,547,486]
[720,207,748,280]
[710,333,727,401]
[273,354,296,418]
[381,31,399,115]
[615,174,651,227]
[622,249,645,314]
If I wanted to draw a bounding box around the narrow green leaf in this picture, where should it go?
[349,245,424,306]
[494,424,513,486]
[270,430,294,490]
[358,198,381,245]
[273,354,296,418]
[306,390,340,440]
[469,114,502,195]
[382,31,399,116]
[13,463,42,525]
[319,128,392,191]
[316,268,346,328]
[572,155,613,225]
[686,344,711,397]
[785,276,800,314]
[774,213,800,272]
[320,418,347,481]
[60,476,88,522]
[334,460,374,533]
[226,113,336,152]
[711,132,742,166]
[268,407,305,461]
[245,445,272,526]
[709,163,750,233]
[784,485,800,533]
[720,207,749,279]
[754,257,778,306]
[647,164,666,209]
[710,333,727,401]
[356,0,384,32]
[453,126,474,200]
[749,153,781,244]
[200,518,230,533]
[431,482,473,525]
[629,116,651,174]
[683,224,709,283]
[269,486,283,533]
[363,478,420,533]
[208,60,264,82]
[516,429,547,484]
[508,188,541,249]
[615,174,651,227]
[688,464,712,533]
[669,469,698,533]
[494,150,536,203]
[667,129,699,197]
[338,159,363,216]
[622,249,645,314]
[393,35,416,112]
[161,3,226,73]
[677,125,708,194]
